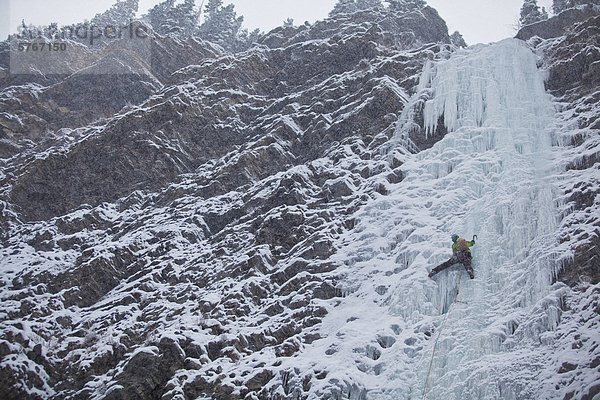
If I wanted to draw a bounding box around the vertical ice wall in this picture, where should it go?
[403,38,561,400]
[296,39,564,400]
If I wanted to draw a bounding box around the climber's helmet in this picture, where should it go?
[451,234,459,243]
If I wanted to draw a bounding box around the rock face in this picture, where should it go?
[0,35,222,158]
[517,5,600,288]
[518,13,600,400]
[534,14,600,287]
[515,4,600,41]
[1,3,597,399]
[0,6,450,400]
[4,7,448,222]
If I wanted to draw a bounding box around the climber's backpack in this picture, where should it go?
[457,238,469,251]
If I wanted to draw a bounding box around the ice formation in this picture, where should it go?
[293,39,568,399]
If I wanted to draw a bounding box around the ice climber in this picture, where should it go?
[428,234,477,279]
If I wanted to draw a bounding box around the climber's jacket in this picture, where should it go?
[452,238,475,256]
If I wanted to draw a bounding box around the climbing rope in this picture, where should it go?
[421,274,463,400]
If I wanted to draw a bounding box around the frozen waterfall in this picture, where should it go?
[298,39,565,400]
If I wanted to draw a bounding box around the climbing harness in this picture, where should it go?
[422,274,463,400]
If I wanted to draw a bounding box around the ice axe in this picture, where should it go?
[472,235,478,242]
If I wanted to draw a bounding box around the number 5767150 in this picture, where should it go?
[18,42,67,52]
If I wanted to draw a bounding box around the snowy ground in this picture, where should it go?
[275,39,590,400]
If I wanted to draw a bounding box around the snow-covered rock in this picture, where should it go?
[0,6,450,400]
[0,3,598,400]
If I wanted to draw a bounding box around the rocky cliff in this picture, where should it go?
[520,10,600,287]
[1,2,598,399]
[0,6,452,399]
[517,9,600,400]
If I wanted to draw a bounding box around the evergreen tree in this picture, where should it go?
[356,0,384,10]
[233,28,261,52]
[519,0,548,26]
[283,18,294,27]
[148,0,176,34]
[148,0,199,37]
[18,20,43,39]
[92,0,139,29]
[42,22,59,39]
[172,0,201,36]
[552,0,569,13]
[198,0,244,50]
[204,0,222,16]
[450,31,467,48]
[248,28,261,43]
[329,0,358,17]
[222,4,244,42]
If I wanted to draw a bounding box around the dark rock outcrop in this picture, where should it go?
[0,5,451,400]
[5,7,449,222]
[0,31,222,160]
[516,5,600,41]
[536,14,600,287]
